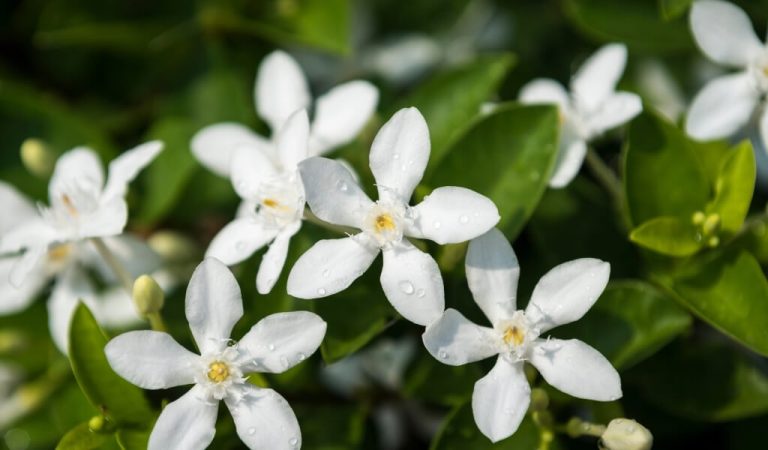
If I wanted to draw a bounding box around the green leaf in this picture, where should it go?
[57,423,111,450]
[629,216,702,257]
[68,303,155,426]
[398,54,515,171]
[564,0,693,52]
[293,403,366,449]
[430,103,559,240]
[115,429,150,450]
[706,141,756,236]
[404,353,484,406]
[555,281,692,370]
[658,0,693,20]
[624,110,710,226]
[665,250,768,356]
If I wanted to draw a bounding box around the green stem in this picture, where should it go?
[303,208,358,235]
[584,148,622,205]
[146,312,168,333]
[90,237,133,294]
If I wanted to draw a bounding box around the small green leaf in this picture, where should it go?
[57,422,111,450]
[430,103,559,240]
[629,216,702,257]
[68,303,154,426]
[555,281,692,370]
[706,141,756,236]
[658,0,693,20]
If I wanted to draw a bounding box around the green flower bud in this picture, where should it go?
[133,275,164,315]
[599,418,653,450]
[691,211,706,226]
[88,415,105,432]
[20,138,55,178]
[702,214,721,236]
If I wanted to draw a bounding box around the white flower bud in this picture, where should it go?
[133,275,165,315]
[20,138,54,178]
[600,418,653,450]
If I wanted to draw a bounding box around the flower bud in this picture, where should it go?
[702,214,721,236]
[147,231,199,263]
[88,415,105,432]
[20,138,55,178]
[599,418,653,450]
[133,275,164,315]
[691,211,706,226]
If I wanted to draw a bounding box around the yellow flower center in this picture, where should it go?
[48,244,72,263]
[263,198,279,208]
[374,214,396,233]
[62,194,78,216]
[763,66,768,77]
[503,326,525,347]
[207,361,230,383]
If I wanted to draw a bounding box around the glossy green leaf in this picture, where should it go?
[666,250,768,356]
[629,216,702,257]
[732,217,768,264]
[555,281,692,370]
[68,303,154,426]
[706,141,756,236]
[293,403,366,449]
[57,423,111,450]
[430,103,559,240]
[658,0,693,20]
[115,429,150,450]
[404,352,484,406]
[624,110,710,226]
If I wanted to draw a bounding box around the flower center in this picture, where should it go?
[374,213,396,233]
[253,176,304,228]
[497,310,539,362]
[262,198,280,209]
[48,243,73,263]
[503,326,525,347]
[362,200,411,248]
[61,194,78,216]
[207,361,231,383]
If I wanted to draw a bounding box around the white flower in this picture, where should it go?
[422,228,621,442]
[204,109,309,294]
[105,258,327,450]
[685,0,768,148]
[519,44,642,188]
[287,107,500,326]
[191,50,379,178]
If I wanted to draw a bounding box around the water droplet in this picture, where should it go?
[433,221,441,229]
[503,407,515,416]
[248,427,257,435]
[235,241,247,251]
[393,153,400,160]
[237,180,249,191]
[280,355,289,368]
[298,353,306,361]
[399,280,415,295]
[268,344,276,351]
[459,215,469,224]
[317,288,327,295]
[335,180,348,192]
[439,350,448,359]
[322,269,330,278]
[416,288,426,298]
[289,437,299,446]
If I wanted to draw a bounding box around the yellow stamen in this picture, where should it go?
[503,326,525,347]
[62,194,78,216]
[763,66,768,77]
[48,244,72,263]
[374,214,395,233]
[207,361,230,383]
[263,198,279,208]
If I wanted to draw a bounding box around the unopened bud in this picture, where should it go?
[702,214,721,236]
[20,138,55,178]
[599,418,652,450]
[707,236,720,248]
[147,231,199,263]
[133,275,164,315]
[691,211,706,226]
[88,415,105,432]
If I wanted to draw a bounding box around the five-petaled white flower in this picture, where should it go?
[422,228,621,442]
[519,43,642,188]
[106,258,327,450]
[685,0,768,148]
[287,107,500,326]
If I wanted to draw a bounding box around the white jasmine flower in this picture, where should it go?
[287,107,500,326]
[191,50,379,178]
[105,258,327,450]
[519,44,642,188]
[422,229,621,442]
[685,0,768,148]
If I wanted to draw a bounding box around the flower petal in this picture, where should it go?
[91,287,142,328]
[0,220,58,254]
[48,147,104,202]
[529,338,622,401]
[287,235,379,298]
[690,0,763,67]
[191,123,271,178]
[0,256,47,315]
[102,140,163,201]
[10,245,48,289]
[369,107,430,202]
[225,386,301,450]
[148,385,218,450]
[406,187,500,244]
[518,78,570,108]
[105,330,199,389]
[256,221,301,294]
[465,228,519,326]
[760,109,768,154]
[422,308,499,365]
[85,234,162,282]
[186,258,244,353]
[380,240,444,326]
[472,357,530,443]
[206,218,279,266]
[0,182,37,233]
[548,136,587,189]
[76,197,129,239]
[525,258,610,332]
[570,44,627,114]
[585,91,643,136]
[238,311,326,373]
[47,267,96,354]
[299,157,373,228]
[686,72,759,141]
[276,109,310,171]
[256,50,311,131]
[310,80,379,156]
[230,143,279,200]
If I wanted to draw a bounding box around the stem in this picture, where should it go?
[147,312,168,333]
[303,208,358,235]
[90,237,133,294]
[584,148,622,205]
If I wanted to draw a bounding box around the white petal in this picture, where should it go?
[85,234,162,282]
[422,309,498,365]
[238,311,327,373]
[690,0,763,67]
[102,140,163,201]
[47,267,96,354]
[225,386,301,450]
[310,80,379,156]
[518,78,570,108]
[105,330,199,389]
[256,50,311,131]
[0,219,58,254]
[529,338,622,401]
[380,240,444,326]
[256,221,301,294]
[186,258,243,353]
[0,256,46,314]
[585,92,643,136]
[276,109,310,171]
[148,385,218,450]
[75,197,129,239]
[369,107,430,202]
[48,148,104,202]
[406,187,499,244]
[465,228,519,326]
[287,235,379,298]
[571,44,627,113]
[91,287,142,328]
[230,144,279,200]
[0,182,37,233]
[191,123,271,178]
[206,218,279,266]
[525,258,610,332]
[686,72,759,140]
[10,245,48,289]
[760,110,768,154]
[548,137,587,189]
[298,157,373,228]
[472,357,530,443]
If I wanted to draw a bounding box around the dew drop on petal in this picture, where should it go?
[322,269,330,278]
[235,241,247,251]
[398,280,415,295]
[317,288,327,295]
[289,437,299,446]
[268,344,276,351]
[298,353,306,361]
[416,288,426,298]
[433,221,441,229]
[393,153,400,160]
[248,427,257,435]
[335,179,348,192]
[280,355,289,369]
[504,407,515,416]
[438,350,448,359]
[459,215,469,224]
